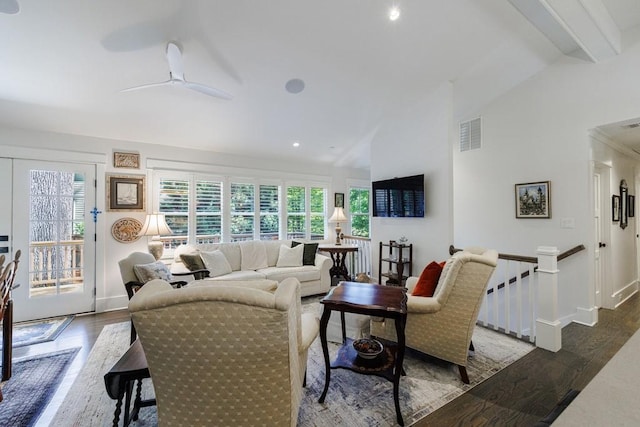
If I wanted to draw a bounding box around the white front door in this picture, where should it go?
[12,160,96,321]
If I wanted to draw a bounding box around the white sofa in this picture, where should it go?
[170,239,332,297]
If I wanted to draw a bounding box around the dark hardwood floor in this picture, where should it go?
[417,292,640,426]
[13,292,640,426]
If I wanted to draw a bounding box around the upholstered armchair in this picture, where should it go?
[371,247,498,384]
[128,277,319,426]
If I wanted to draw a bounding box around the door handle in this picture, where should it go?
[599,242,606,248]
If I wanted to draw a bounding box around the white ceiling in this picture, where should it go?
[1,0,639,169]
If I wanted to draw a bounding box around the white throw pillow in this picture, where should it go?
[199,250,233,277]
[276,244,304,267]
[239,240,269,270]
[133,261,173,283]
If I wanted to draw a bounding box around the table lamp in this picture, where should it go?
[328,207,347,245]
[138,213,173,260]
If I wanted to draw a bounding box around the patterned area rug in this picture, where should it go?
[51,304,534,426]
[0,316,74,349]
[0,347,80,427]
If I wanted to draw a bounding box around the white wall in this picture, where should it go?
[370,83,454,280]
[454,32,640,324]
[0,126,369,312]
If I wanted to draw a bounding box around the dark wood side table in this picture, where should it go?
[318,244,358,282]
[104,339,155,427]
[319,281,408,425]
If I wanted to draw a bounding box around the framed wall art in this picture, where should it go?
[515,181,551,219]
[612,195,620,222]
[107,174,145,211]
[113,151,140,169]
[334,192,344,208]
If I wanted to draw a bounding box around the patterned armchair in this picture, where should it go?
[371,247,498,384]
[128,276,319,426]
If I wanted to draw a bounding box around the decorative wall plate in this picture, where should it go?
[111,217,143,243]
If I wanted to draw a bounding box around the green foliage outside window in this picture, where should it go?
[350,188,370,237]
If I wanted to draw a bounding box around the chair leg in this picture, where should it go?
[458,365,470,384]
[303,369,307,387]
[130,321,136,345]
[469,340,475,352]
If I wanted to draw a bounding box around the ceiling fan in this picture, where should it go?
[0,0,19,14]
[122,42,233,100]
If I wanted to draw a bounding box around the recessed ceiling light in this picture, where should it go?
[292,141,300,148]
[285,79,305,94]
[389,6,400,21]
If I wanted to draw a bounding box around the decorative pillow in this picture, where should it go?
[239,240,268,271]
[412,261,444,297]
[276,244,304,267]
[199,250,233,278]
[133,261,173,283]
[291,241,319,265]
[180,253,206,272]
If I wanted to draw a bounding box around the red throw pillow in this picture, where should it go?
[412,261,444,297]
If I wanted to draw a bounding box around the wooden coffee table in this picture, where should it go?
[318,281,408,425]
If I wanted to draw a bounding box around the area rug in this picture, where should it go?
[0,316,75,349]
[51,308,534,426]
[0,347,80,427]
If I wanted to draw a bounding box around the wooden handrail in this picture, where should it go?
[342,235,371,242]
[449,244,585,295]
[449,244,585,264]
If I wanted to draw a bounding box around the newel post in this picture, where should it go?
[536,246,561,352]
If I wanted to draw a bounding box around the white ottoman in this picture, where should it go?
[326,310,370,343]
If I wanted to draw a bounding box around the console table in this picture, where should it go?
[104,339,155,427]
[318,281,408,425]
[318,243,358,282]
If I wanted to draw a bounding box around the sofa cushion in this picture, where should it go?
[263,240,288,266]
[292,241,319,266]
[180,253,205,272]
[206,270,266,281]
[239,240,268,270]
[276,244,304,267]
[200,250,233,277]
[412,261,444,297]
[133,261,173,283]
[259,266,321,283]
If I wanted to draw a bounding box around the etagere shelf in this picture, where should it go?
[378,241,413,286]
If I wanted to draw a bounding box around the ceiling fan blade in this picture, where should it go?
[120,80,172,93]
[0,0,19,14]
[184,82,233,100]
[166,42,185,81]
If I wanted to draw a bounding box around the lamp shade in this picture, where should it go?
[328,207,347,223]
[138,213,173,237]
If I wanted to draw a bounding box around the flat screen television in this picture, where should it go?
[372,174,425,217]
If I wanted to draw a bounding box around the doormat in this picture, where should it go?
[0,347,80,426]
[0,316,74,349]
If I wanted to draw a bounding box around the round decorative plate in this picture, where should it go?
[111,217,143,243]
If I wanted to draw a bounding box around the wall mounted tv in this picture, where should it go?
[372,174,425,217]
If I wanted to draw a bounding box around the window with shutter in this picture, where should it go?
[230,183,255,241]
[259,184,279,240]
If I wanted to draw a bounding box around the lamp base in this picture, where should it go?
[148,238,164,260]
[335,225,342,245]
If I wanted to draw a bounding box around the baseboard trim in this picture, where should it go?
[96,295,128,313]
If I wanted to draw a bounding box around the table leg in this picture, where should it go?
[340,311,346,344]
[393,314,407,426]
[318,307,332,403]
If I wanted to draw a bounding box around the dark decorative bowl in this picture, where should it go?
[353,338,383,359]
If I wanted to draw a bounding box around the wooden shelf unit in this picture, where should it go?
[378,241,413,286]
